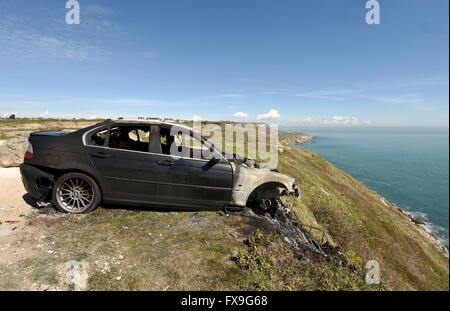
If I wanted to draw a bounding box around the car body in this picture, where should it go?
[20,119,299,213]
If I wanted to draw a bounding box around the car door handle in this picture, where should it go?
[91,152,109,159]
[158,160,174,166]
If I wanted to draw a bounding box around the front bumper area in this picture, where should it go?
[293,184,300,198]
[281,183,300,198]
[20,163,54,202]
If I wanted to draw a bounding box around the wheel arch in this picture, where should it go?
[245,181,288,206]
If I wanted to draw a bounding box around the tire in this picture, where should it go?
[52,172,101,214]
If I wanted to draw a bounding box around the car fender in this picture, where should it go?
[230,162,297,207]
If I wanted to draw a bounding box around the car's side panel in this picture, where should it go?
[86,146,161,203]
[148,154,233,208]
[173,158,232,205]
[23,122,236,210]
[24,127,108,198]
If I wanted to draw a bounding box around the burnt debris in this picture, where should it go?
[231,198,348,266]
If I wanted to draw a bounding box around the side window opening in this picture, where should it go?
[109,126,151,152]
[159,126,211,159]
[89,128,108,146]
[128,129,139,142]
[138,129,149,142]
[159,127,173,155]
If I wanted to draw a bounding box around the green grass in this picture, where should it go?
[0,209,249,290]
[0,118,104,130]
[0,206,383,291]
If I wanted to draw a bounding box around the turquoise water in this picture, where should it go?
[290,127,449,245]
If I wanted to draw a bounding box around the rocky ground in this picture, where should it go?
[0,132,30,167]
[278,132,314,145]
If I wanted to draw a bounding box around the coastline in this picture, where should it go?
[284,132,449,249]
[381,195,449,254]
[278,131,315,145]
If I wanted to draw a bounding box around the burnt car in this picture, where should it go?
[20,119,299,213]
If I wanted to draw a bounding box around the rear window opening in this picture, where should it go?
[108,126,151,152]
[89,129,108,146]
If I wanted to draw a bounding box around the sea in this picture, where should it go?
[288,127,449,246]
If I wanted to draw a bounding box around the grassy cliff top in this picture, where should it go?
[0,121,447,290]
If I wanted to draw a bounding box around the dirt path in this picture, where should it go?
[0,168,32,234]
[0,167,47,265]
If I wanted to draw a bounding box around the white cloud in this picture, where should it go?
[300,116,370,126]
[40,110,49,117]
[361,93,436,112]
[0,94,192,119]
[295,89,355,101]
[408,77,449,87]
[85,4,115,16]
[220,94,244,97]
[233,111,248,118]
[260,88,295,95]
[0,15,103,61]
[0,96,187,108]
[256,109,280,120]
[328,116,362,126]
[328,116,359,125]
[1,112,16,118]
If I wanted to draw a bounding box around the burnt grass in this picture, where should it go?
[230,203,348,266]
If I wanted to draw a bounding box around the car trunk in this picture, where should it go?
[30,131,70,137]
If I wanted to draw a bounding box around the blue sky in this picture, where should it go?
[0,0,448,127]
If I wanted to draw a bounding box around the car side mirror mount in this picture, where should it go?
[203,156,221,170]
[208,157,220,165]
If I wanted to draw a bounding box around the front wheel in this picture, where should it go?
[52,172,101,213]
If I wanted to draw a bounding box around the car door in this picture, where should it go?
[150,124,233,208]
[86,124,160,205]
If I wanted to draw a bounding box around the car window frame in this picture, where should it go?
[108,125,151,152]
[157,124,226,162]
[83,123,228,163]
[85,126,110,147]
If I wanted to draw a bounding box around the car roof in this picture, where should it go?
[105,119,194,131]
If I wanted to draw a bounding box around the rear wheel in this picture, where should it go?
[52,172,101,213]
